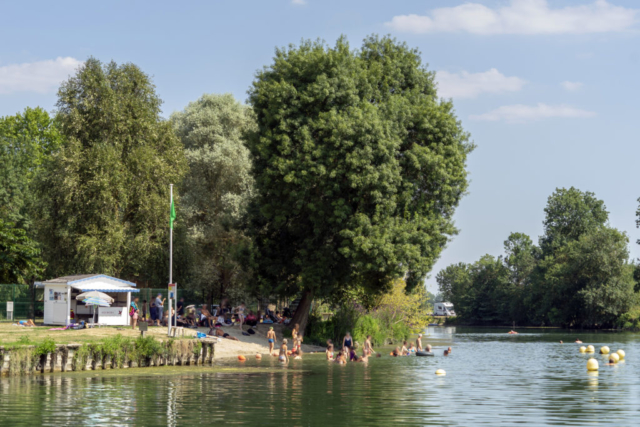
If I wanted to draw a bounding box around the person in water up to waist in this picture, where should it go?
[343,332,353,349]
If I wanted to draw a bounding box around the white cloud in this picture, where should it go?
[470,103,596,122]
[0,57,83,95]
[436,68,526,99]
[385,0,638,35]
[561,81,583,91]
[291,0,306,5]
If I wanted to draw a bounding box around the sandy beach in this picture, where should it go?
[207,323,325,359]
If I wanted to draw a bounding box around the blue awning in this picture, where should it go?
[77,288,140,293]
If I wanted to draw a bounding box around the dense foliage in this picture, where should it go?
[248,36,472,329]
[305,279,432,346]
[170,94,255,303]
[438,187,637,328]
[33,58,187,282]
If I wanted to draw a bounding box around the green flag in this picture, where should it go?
[170,196,176,229]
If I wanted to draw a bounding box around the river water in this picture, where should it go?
[1,327,638,426]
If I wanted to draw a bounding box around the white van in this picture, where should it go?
[434,302,456,317]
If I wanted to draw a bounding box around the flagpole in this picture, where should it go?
[168,184,173,336]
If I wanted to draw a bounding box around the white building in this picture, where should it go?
[36,274,140,326]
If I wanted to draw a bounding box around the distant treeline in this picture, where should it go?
[438,188,640,329]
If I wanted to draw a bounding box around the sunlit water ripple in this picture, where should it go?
[1,327,639,426]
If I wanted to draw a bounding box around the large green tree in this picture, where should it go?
[171,93,255,304]
[34,58,187,282]
[0,107,63,228]
[0,219,45,284]
[248,36,473,330]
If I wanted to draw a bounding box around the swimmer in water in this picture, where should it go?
[326,344,334,361]
[279,339,289,363]
[508,330,518,334]
[335,350,346,364]
[444,349,449,356]
[392,347,401,357]
[575,339,583,344]
[425,344,432,353]
[401,341,409,356]
[447,346,452,354]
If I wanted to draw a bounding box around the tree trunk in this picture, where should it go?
[288,288,314,334]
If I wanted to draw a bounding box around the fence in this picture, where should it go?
[0,284,44,320]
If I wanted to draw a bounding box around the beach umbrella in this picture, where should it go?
[82,296,111,326]
[76,291,114,304]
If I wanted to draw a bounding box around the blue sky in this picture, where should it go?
[1,0,639,292]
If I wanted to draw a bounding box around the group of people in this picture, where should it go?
[129,295,167,329]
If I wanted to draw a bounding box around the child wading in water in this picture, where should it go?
[326,344,335,361]
[363,335,376,357]
[279,339,289,363]
[267,327,277,354]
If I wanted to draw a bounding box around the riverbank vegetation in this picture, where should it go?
[438,187,640,329]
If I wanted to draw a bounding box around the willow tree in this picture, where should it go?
[171,94,255,304]
[248,36,473,331]
[34,58,187,282]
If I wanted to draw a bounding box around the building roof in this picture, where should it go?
[36,274,137,288]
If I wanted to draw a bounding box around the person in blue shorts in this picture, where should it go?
[267,326,277,354]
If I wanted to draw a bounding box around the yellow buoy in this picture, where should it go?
[600,346,610,355]
[435,369,446,376]
[587,358,599,371]
[617,349,625,359]
[586,345,595,353]
[609,353,620,363]
[579,346,586,353]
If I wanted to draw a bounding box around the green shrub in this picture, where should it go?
[135,336,162,360]
[353,315,384,346]
[34,338,56,357]
[72,344,91,370]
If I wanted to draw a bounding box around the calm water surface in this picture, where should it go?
[1,327,639,426]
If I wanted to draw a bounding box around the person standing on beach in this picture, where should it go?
[155,294,165,326]
[130,297,139,329]
[267,327,277,354]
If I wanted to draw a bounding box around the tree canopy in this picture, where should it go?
[171,93,255,303]
[247,36,472,328]
[438,187,636,328]
[34,58,187,282]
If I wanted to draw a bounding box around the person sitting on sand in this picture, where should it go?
[185,310,197,327]
[267,327,277,353]
[200,305,215,328]
[416,334,423,351]
[334,350,346,364]
[279,339,289,363]
[326,344,335,361]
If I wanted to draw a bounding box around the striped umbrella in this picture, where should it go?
[82,297,111,307]
[82,297,111,326]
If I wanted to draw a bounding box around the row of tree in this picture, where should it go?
[1,36,473,331]
[437,188,640,328]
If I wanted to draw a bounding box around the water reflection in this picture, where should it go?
[1,328,640,426]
